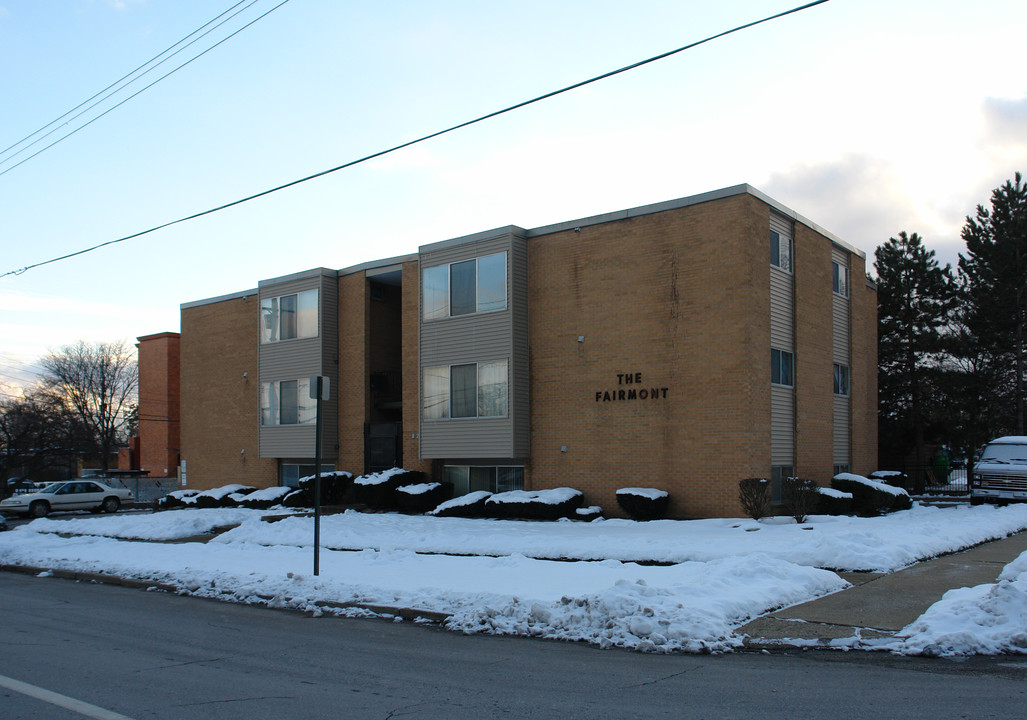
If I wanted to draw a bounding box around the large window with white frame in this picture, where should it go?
[423,360,508,420]
[770,230,792,273]
[261,289,318,343]
[423,252,507,320]
[260,378,316,426]
[832,261,850,297]
[833,363,850,396]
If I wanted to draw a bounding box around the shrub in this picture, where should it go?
[429,491,493,518]
[815,486,853,515]
[575,505,603,521]
[738,478,771,520]
[298,471,354,506]
[615,488,669,520]
[395,482,453,514]
[353,468,428,509]
[484,488,583,520]
[282,488,312,508]
[238,486,293,509]
[832,473,912,515]
[870,470,909,492]
[156,489,199,511]
[186,484,255,509]
[782,477,819,523]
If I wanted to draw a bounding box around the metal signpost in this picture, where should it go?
[310,375,329,576]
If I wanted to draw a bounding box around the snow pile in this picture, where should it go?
[886,550,1027,656]
[486,488,581,505]
[616,488,669,500]
[4,503,1027,654]
[397,483,440,496]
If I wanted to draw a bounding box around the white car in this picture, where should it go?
[0,480,133,518]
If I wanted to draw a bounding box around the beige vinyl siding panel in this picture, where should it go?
[258,270,337,460]
[771,385,795,465]
[418,230,529,459]
[833,395,850,466]
[770,268,794,348]
[769,212,795,467]
[509,235,530,457]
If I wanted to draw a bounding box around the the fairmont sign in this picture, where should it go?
[595,372,669,403]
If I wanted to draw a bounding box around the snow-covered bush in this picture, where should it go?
[815,486,853,515]
[298,470,354,506]
[156,489,200,511]
[484,488,583,520]
[738,478,771,520]
[186,484,256,509]
[238,486,293,510]
[616,487,670,520]
[353,468,427,509]
[870,470,909,492]
[429,491,493,518]
[832,473,911,515]
[395,482,452,514]
[575,505,603,521]
[782,477,819,523]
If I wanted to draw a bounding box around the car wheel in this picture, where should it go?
[101,497,120,514]
[29,501,50,518]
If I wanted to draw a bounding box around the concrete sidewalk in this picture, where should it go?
[739,531,1027,649]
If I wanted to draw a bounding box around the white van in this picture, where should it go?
[971,436,1027,505]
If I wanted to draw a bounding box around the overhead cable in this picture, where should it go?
[1,0,831,278]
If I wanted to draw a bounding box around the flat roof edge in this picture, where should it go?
[525,183,866,260]
[181,288,257,310]
[338,253,418,277]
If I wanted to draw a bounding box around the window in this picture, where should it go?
[422,360,508,420]
[833,464,850,476]
[260,379,316,426]
[833,364,850,396]
[770,230,792,272]
[445,465,524,495]
[771,348,794,386]
[423,252,507,320]
[771,465,793,504]
[832,261,850,297]
[261,289,318,343]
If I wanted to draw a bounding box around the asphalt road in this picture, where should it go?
[1,572,1026,720]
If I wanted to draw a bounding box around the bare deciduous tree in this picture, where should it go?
[40,340,138,473]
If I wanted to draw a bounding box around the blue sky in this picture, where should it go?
[1,0,1025,391]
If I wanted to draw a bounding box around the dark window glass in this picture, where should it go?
[450,260,476,316]
[469,466,496,492]
[770,230,780,266]
[280,380,299,425]
[450,363,477,418]
[280,294,298,339]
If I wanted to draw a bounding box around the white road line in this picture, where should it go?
[0,673,136,720]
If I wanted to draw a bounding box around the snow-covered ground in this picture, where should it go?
[2,503,1027,655]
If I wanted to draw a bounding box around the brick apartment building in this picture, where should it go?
[177,184,877,517]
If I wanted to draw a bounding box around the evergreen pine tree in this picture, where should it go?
[875,231,956,488]
[959,173,1027,435]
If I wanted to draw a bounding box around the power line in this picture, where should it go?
[0,0,251,164]
[0,0,292,177]
[1,0,831,278]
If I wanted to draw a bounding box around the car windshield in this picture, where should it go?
[981,444,1027,463]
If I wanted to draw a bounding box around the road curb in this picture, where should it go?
[0,562,452,624]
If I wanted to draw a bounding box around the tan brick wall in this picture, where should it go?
[793,224,835,485]
[402,261,432,475]
[137,332,180,477]
[337,273,369,475]
[180,296,276,490]
[528,194,771,518]
[851,260,879,474]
